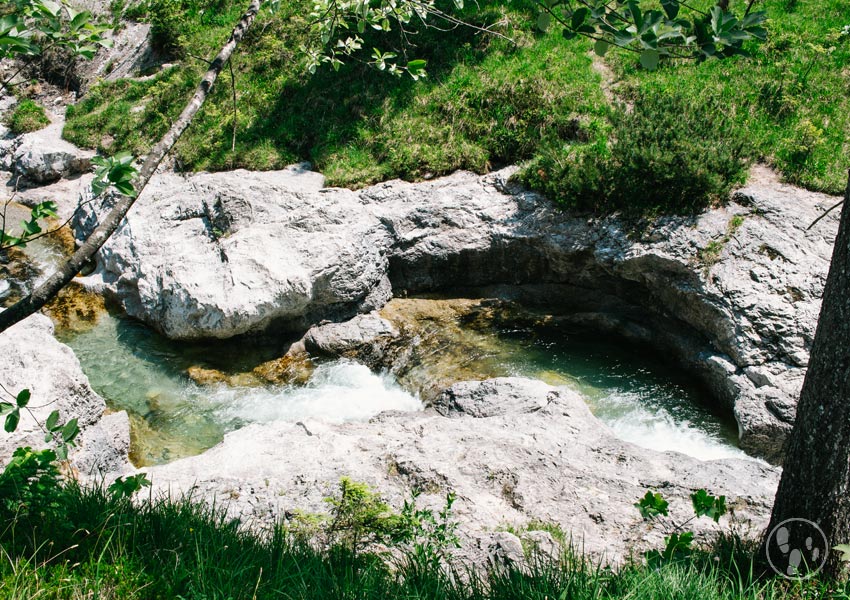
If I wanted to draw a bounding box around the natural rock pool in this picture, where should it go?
[58,298,749,466]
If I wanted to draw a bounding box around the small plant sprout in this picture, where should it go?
[636,488,727,565]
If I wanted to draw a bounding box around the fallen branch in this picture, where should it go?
[0,0,262,334]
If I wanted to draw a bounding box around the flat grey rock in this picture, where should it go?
[147,377,779,563]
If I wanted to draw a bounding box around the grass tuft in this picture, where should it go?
[6,99,50,135]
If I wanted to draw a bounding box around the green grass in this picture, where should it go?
[6,99,50,134]
[2,482,850,599]
[603,0,850,196]
[63,0,607,187]
[63,0,849,210]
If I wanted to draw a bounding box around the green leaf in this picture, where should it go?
[639,48,659,70]
[5,409,20,432]
[571,7,589,30]
[627,0,642,29]
[0,401,13,414]
[537,12,551,33]
[662,531,694,559]
[562,28,576,40]
[614,29,635,46]
[15,389,30,408]
[594,39,610,56]
[21,219,42,237]
[31,201,58,220]
[635,490,669,519]
[660,0,678,20]
[114,181,136,197]
[69,10,92,32]
[690,490,726,522]
[61,418,80,443]
[46,410,60,431]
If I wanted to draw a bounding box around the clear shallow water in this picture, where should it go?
[57,313,423,465]
[59,308,749,467]
[478,331,748,461]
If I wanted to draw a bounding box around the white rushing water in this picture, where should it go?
[60,310,754,466]
[58,313,423,464]
[212,361,423,424]
[589,390,750,461]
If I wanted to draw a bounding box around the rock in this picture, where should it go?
[12,118,94,184]
[147,377,779,563]
[435,378,555,418]
[80,163,838,461]
[521,530,561,561]
[77,164,392,339]
[252,351,315,386]
[482,532,526,568]
[0,313,131,480]
[304,313,398,357]
[42,281,107,335]
[299,298,539,403]
[186,365,232,386]
[75,23,159,93]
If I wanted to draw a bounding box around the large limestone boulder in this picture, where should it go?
[77,164,393,338]
[147,377,779,562]
[12,118,94,184]
[0,313,131,479]
[77,164,839,461]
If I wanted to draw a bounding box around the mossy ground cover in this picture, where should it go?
[6,98,50,134]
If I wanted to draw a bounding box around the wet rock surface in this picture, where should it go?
[147,377,779,563]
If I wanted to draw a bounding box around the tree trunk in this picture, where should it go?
[0,0,262,334]
[763,171,850,580]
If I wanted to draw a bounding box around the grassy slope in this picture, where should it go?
[64,0,607,188]
[606,0,850,195]
[63,0,849,199]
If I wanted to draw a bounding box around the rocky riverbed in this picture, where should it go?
[0,101,842,563]
[72,161,841,462]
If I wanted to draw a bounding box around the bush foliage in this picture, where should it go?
[522,90,750,215]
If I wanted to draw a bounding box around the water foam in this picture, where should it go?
[212,360,423,425]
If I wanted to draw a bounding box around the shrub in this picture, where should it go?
[606,92,750,213]
[148,0,189,58]
[522,90,751,215]
[6,99,50,134]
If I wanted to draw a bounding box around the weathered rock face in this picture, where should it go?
[75,23,159,94]
[9,118,94,184]
[0,313,131,479]
[77,164,393,339]
[147,377,779,562]
[78,164,839,461]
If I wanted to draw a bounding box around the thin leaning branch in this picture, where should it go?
[0,0,263,334]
